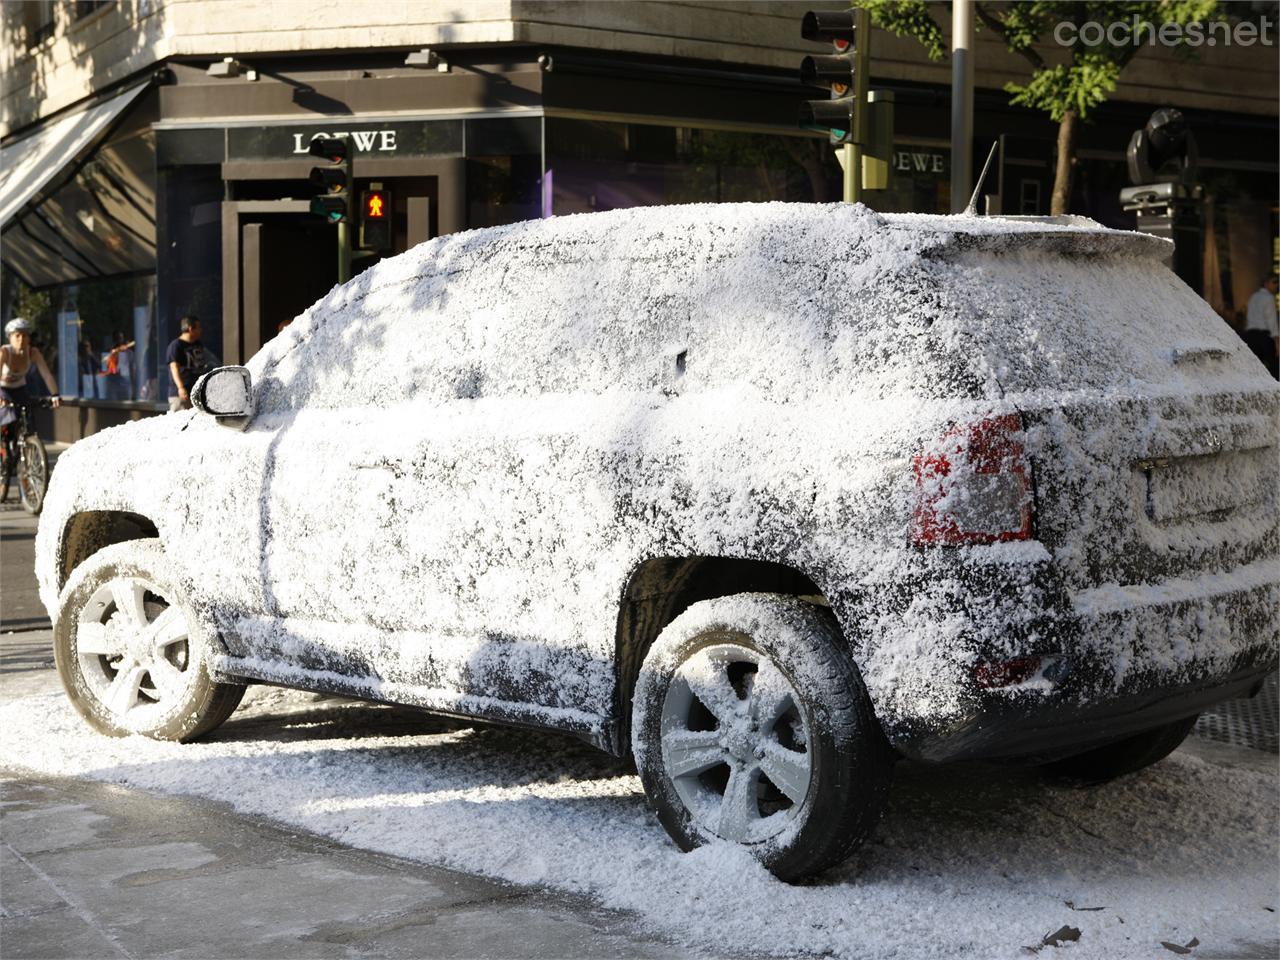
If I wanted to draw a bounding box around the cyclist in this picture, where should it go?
[1,318,61,432]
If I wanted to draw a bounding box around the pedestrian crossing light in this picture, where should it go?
[308,137,351,224]
[799,10,861,145]
[359,186,392,252]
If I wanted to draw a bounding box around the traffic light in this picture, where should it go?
[799,11,859,144]
[359,185,392,252]
[308,137,351,224]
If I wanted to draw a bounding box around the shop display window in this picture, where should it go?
[49,274,160,405]
[546,119,843,214]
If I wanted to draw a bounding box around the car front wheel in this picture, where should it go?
[54,539,245,742]
[631,593,893,882]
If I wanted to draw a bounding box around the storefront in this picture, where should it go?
[2,49,1276,443]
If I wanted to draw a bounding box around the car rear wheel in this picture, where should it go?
[631,593,893,882]
[1041,715,1199,784]
[54,539,245,742]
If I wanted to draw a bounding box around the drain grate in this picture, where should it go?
[1194,671,1278,754]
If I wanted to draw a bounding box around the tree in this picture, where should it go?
[858,1,1220,214]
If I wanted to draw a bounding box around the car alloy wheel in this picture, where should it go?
[659,642,813,843]
[75,576,195,720]
[55,540,245,741]
[633,593,894,881]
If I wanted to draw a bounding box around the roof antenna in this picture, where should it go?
[963,140,999,216]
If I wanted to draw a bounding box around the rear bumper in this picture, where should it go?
[896,660,1274,763]
[880,561,1279,763]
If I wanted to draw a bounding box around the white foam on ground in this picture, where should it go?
[3,687,1275,960]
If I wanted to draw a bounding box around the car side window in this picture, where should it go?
[252,274,479,414]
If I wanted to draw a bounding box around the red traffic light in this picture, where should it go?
[801,10,857,51]
[308,136,349,163]
[363,190,388,220]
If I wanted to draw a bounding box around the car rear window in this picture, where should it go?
[930,246,1259,397]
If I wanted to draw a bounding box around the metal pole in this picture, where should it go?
[338,221,351,284]
[338,136,353,283]
[950,0,974,213]
[847,6,871,204]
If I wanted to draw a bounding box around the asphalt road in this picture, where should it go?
[1,500,48,634]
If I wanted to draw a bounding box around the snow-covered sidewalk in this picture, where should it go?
[2,686,1275,960]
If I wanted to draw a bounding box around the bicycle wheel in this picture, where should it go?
[0,431,14,504]
[18,433,48,514]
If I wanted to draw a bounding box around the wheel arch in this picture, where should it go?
[58,510,160,593]
[611,555,835,756]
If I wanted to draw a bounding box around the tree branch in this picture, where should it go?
[973,2,1046,71]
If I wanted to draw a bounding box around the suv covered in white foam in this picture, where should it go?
[37,203,1279,880]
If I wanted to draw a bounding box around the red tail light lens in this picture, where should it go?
[911,413,1033,546]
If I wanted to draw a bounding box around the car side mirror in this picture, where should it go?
[191,366,254,428]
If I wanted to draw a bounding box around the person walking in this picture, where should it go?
[1242,272,1279,379]
[105,331,137,401]
[166,315,210,411]
[1,318,60,431]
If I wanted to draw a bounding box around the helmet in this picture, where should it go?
[4,318,31,336]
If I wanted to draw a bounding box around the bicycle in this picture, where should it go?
[0,395,55,514]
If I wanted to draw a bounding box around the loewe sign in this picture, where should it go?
[291,130,398,153]
[226,121,463,161]
[894,150,947,174]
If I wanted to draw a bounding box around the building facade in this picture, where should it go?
[2,1,1277,442]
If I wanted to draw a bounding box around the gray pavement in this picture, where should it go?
[2,775,688,960]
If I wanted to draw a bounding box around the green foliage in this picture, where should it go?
[856,1,1223,121]
[11,280,56,348]
[858,0,946,59]
[1007,58,1120,122]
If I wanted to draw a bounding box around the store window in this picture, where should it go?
[1199,167,1279,329]
[52,275,160,405]
[545,119,842,214]
[465,117,542,228]
[864,143,951,214]
[156,164,223,397]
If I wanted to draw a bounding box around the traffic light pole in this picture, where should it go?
[846,7,870,204]
[337,220,351,284]
[336,135,352,283]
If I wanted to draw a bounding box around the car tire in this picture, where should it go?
[53,539,246,742]
[1041,714,1199,784]
[631,593,893,882]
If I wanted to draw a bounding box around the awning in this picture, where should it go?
[0,82,148,230]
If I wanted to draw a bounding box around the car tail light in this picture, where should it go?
[911,413,1033,546]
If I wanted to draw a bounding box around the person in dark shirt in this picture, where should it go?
[166,315,209,412]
